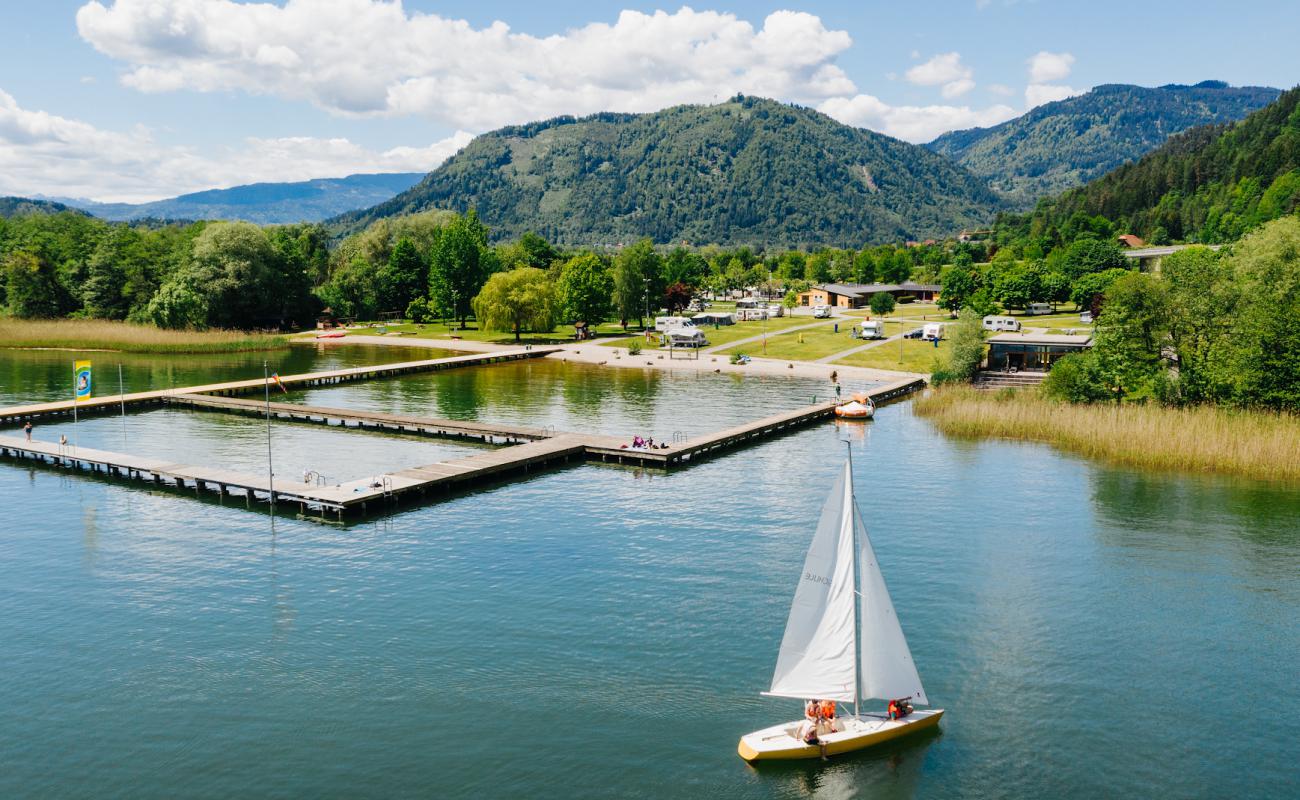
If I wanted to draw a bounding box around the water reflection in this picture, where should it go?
[750,727,938,800]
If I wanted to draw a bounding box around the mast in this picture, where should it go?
[846,443,862,719]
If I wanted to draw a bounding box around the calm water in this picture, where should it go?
[1,354,1297,798]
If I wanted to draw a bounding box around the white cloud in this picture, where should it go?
[1027,50,1075,83]
[0,88,470,202]
[987,83,1014,97]
[76,1,857,130]
[1025,82,1081,108]
[905,51,975,98]
[819,93,1017,143]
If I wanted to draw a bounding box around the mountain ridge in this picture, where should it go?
[929,81,1280,205]
[333,96,1004,247]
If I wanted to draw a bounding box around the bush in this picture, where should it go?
[1042,351,1112,403]
[627,339,643,356]
[406,296,433,324]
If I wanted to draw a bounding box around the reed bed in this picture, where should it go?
[0,319,289,354]
[913,386,1300,483]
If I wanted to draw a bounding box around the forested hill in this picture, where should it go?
[0,197,89,218]
[58,173,425,225]
[929,81,1280,205]
[333,96,1003,248]
[1004,86,1300,244]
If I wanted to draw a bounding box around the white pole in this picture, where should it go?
[72,361,78,451]
[118,363,127,450]
[264,361,274,510]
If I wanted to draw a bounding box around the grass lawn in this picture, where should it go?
[312,319,632,345]
[833,336,951,373]
[841,303,944,321]
[597,314,813,350]
[719,320,912,361]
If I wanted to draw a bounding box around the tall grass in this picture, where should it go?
[914,386,1300,483]
[0,319,289,354]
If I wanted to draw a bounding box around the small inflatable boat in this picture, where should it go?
[833,399,874,419]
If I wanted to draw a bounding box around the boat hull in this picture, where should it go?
[737,709,943,761]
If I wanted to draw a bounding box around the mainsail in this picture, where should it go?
[766,463,858,702]
[766,460,928,706]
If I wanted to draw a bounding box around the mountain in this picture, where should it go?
[0,196,90,218]
[334,96,1004,247]
[929,81,1280,205]
[1005,86,1300,244]
[58,173,425,224]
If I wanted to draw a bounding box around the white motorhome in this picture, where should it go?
[666,328,709,348]
[982,315,1022,332]
[922,323,945,341]
[654,316,695,332]
[812,305,832,318]
[858,320,885,339]
[1026,303,1053,316]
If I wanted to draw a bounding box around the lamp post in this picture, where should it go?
[642,277,650,331]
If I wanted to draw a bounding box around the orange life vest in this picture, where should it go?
[820,700,835,719]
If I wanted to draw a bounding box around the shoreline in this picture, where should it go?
[315,333,929,386]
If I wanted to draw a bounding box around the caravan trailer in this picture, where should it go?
[858,320,885,339]
[982,315,1021,332]
[922,323,945,341]
[666,328,709,348]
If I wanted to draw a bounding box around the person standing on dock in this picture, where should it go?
[24,421,32,441]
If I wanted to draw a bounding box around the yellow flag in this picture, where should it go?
[74,360,92,402]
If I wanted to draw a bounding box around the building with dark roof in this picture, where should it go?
[796,282,941,308]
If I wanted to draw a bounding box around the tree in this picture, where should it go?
[498,231,558,271]
[82,226,145,319]
[556,252,614,324]
[932,309,986,384]
[868,292,896,317]
[1221,216,1300,410]
[612,239,660,329]
[376,237,427,315]
[991,262,1043,310]
[1040,269,1072,308]
[430,211,493,328]
[146,277,210,329]
[664,281,692,313]
[938,261,978,314]
[662,247,708,289]
[2,251,61,318]
[1161,246,1233,403]
[184,221,279,328]
[1069,268,1130,314]
[1060,238,1126,280]
[472,267,557,342]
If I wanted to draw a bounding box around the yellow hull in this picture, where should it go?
[738,710,943,761]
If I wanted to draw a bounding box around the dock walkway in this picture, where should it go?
[0,347,557,424]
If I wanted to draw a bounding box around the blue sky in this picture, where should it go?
[1,0,1295,202]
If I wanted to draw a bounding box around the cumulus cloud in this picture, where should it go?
[904,52,976,99]
[1024,50,1079,108]
[819,94,1017,143]
[1027,50,1075,83]
[76,0,857,130]
[0,88,469,202]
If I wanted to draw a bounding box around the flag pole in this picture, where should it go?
[118,363,127,450]
[264,361,275,511]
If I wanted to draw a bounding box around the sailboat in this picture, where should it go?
[737,457,943,761]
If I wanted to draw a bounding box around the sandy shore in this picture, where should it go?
[318,333,927,386]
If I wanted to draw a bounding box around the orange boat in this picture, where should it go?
[833,394,874,419]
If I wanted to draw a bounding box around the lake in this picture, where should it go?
[1,349,1295,798]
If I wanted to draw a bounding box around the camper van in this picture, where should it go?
[922,323,945,341]
[982,315,1022,332]
[666,328,709,348]
[654,316,695,333]
[812,305,832,318]
[858,320,885,339]
[1026,303,1053,316]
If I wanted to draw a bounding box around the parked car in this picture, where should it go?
[812,305,832,318]
[903,328,924,339]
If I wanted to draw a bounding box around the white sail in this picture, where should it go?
[854,502,929,705]
[766,462,858,702]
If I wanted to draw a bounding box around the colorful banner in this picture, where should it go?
[74,360,92,402]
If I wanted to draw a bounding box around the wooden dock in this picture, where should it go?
[0,347,558,425]
[0,370,925,518]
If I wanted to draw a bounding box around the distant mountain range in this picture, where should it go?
[1008,85,1300,244]
[333,96,1004,247]
[928,81,1280,205]
[47,173,425,224]
[0,196,90,218]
